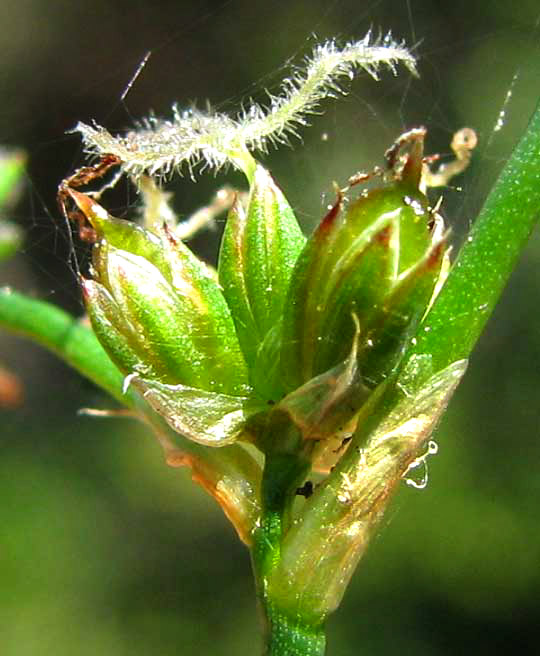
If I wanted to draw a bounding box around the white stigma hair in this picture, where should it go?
[75,33,417,179]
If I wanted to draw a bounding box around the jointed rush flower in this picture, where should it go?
[61,123,469,533]
[56,36,476,652]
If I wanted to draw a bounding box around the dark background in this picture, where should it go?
[1,1,540,654]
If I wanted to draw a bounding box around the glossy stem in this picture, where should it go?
[252,447,325,656]
[260,604,326,656]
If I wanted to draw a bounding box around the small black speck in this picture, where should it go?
[296,481,314,498]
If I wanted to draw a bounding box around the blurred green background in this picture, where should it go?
[1,0,540,654]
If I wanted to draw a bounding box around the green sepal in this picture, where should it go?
[360,239,446,387]
[277,317,369,441]
[100,244,247,394]
[70,191,250,395]
[250,321,286,403]
[281,182,436,392]
[97,245,210,386]
[311,225,395,379]
[67,189,169,271]
[132,377,266,446]
[218,164,305,377]
[82,278,155,379]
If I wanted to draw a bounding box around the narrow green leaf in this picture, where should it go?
[0,287,126,403]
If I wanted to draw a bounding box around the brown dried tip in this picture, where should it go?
[318,186,343,234]
[58,188,99,243]
[57,154,121,242]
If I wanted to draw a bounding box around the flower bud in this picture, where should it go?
[67,190,250,397]
[63,130,453,453]
[280,130,447,396]
[218,164,305,400]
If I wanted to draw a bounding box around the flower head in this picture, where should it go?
[60,125,462,468]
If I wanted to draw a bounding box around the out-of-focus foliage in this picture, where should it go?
[0,149,24,262]
[1,1,539,654]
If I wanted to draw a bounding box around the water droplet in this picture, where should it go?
[403,440,438,490]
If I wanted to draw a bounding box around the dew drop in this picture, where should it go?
[403,440,438,490]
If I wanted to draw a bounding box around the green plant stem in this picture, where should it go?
[253,526,326,656]
[257,601,326,656]
[252,448,325,656]
[252,534,327,656]
[0,288,127,403]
